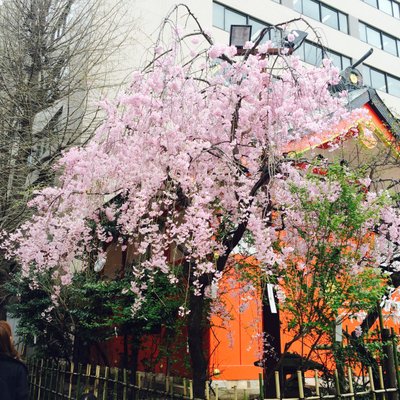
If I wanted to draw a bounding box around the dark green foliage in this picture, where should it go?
[6,268,184,364]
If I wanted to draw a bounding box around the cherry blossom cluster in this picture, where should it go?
[2,33,369,312]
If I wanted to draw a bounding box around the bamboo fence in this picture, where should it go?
[27,359,195,400]
[27,359,400,400]
[263,367,399,400]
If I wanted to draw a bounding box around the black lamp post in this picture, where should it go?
[229,25,308,56]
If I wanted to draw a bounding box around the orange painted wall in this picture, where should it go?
[209,268,264,380]
[208,104,399,381]
[209,275,400,382]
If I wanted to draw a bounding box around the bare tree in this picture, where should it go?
[0,0,131,315]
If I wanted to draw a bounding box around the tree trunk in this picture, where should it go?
[188,290,208,399]
[263,290,281,398]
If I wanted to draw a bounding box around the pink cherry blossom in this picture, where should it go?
[1,24,385,323]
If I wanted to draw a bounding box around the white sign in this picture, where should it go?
[267,284,277,314]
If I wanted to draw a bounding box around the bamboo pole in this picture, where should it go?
[184,378,188,397]
[314,369,320,397]
[76,363,82,398]
[51,360,56,400]
[203,380,207,400]
[392,327,400,389]
[233,385,238,400]
[113,368,119,400]
[30,359,38,400]
[297,370,304,399]
[68,362,74,400]
[189,379,193,399]
[59,362,66,400]
[135,371,141,400]
[170,376,174,395]
[348,368,355,400]
[259,372,264,400]
[378,365,387,400]
[334,369,341,396]
[47,360,54,400]
[85,364,92,391]
[42,359,49,400]
[136,371,141,388]
[275,371,281,399]
[94,365,101,398]
[215,383,219,400]
[368,366,377,400]
[53,360,61,400]
[123,369,128,400]
[102,367,109,400]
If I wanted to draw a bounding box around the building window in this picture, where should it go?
[387,75,400,97]
[213,2,225,30]
[213,2,268,35]
[293,0,348,33]
[362,0,400,18]
[225,8,246,30]
[363,65,400,97]
[298,40,352,70]
[359,22,400,56]
[212,2,280,44]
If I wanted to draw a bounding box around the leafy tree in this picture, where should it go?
[7,268,184,369]
[269,162,391,366]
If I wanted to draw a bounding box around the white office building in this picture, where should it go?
[131,0,400,114]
